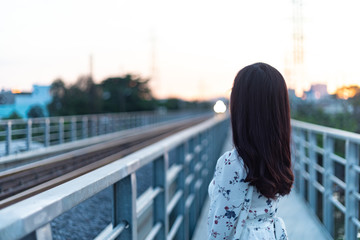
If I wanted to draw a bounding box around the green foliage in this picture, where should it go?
[27,105,45,118]
[3,111,22,120]
[65,76,103,115]
[0,111,25,141]
[101,75,155,112]
[47,74,155,116]
[46,73,214,116]
[48,76,103,116]
[47,78,67,116]
[291,87,360,133]
[157,98,212,111]
[160,98,182,110]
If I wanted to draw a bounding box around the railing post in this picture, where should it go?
[193,135,201,219]
[104,115,109,134]
[134,114,138,128]
[130,114,134,128]
[82,117,88,139]
[35,223,53,240]
[123,114,126,130]
[188,138,197,237]
[205,130,213,185]
[26,119,32,151]
[120,114,124,130]
[5,121,12,155]
[112,173,137,240]
[153,154,169,239]
[175,144,187,240]
[115,115,120,131]
[125,114,129,129]
[44,118,50,147]
[199,134,208,210]
[133,114,138,128]
[184,141,192,239]
[299,130,306,198]
[23,223,53,240]
[291,128,299,191]
[323,134,334,237]
[345,140,359,240]
[98,117,102,135]
[109,114,115,133]
[308,131,317,213]
[71,117,76,141]
[59,118,64,144]
[141,114,146,127]
[91,116,97,137]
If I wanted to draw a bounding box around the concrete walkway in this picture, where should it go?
[192,132,332,240]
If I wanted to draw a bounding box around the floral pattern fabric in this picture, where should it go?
[208,149,288,240]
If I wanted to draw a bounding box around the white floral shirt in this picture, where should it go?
[208,149,288,240]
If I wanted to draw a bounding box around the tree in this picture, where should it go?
[47,76,102,116]
[47,74,155,116]
[291,85,360,134]
[27,105,45,118]
[47,78,67,116]
[335,85,360,132]
[65,75,102,115]
[100,74,155,112]
[2,111,22,120]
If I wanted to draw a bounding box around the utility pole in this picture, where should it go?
[89,54,93,80]
[293,0,304,65]
[289,0,304,95]
[150,31,161,98]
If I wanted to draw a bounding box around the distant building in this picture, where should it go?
[0,85,52,119]
[0,91,15,105]
[302,84,329,101]
[288,88,302,110]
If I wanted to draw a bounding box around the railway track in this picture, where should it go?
[0,116,209,209]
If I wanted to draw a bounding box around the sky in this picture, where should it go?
[0,0,360,100]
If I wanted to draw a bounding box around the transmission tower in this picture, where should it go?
[89,54,93,80]
[150,32,160,97]
[288,0,304,94]
[293,0,304,65]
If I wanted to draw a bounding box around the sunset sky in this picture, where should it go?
[0,0,359,100]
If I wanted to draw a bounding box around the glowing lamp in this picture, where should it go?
[213,100,227,114]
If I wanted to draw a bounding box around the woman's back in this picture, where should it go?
[208,149,287,240]
[207,63,293,239]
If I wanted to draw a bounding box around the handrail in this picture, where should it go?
[291,119,360,240]
[292,119,360,143]
[0,110,212,157]
[0,114,229,240]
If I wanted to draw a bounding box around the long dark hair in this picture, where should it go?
[230,62,294,199]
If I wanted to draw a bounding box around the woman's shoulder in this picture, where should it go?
[217,148,244,165]
[215,148,246,175]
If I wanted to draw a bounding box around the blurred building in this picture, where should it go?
[0,91,15,105]
[291,84,352,114]
[0,85,52,119]
[288,88,302,110]
[302,84,329,101]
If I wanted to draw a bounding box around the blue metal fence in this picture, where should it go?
[0,114,229,240]
[292,119,360,240]
[0,111,211,157]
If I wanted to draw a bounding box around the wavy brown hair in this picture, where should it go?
[230,62,294,199]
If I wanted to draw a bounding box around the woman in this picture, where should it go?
[208,63,294,240]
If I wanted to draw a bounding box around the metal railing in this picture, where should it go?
[291,119,360,240]
[0,114,229,240]
[0,111,211,157]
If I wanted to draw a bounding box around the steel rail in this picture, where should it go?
[0,114,229,240]
[0,116,209,208]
